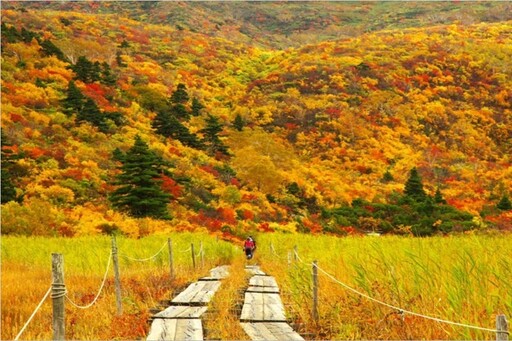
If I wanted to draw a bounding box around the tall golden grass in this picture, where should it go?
[1,233,236,340]
[256,233,512,340]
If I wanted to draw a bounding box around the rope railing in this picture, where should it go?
[14,287,52,341]
[65,253,112,309]
[14,238,208,340]
[119,241,167,262]
[291,248,502,334]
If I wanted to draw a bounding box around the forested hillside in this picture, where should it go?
[1,2,511,238]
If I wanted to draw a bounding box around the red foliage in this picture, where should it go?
[217,207,237,225]
[241,209,255,221]
[200,164,220,177]
[10,113,26,124]
[26,146,47,159]
[109,312,149,340]
[160,175,182,198]
[258,222,274,233]
[64,168,89,181]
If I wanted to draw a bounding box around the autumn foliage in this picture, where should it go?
[1,3,511,238]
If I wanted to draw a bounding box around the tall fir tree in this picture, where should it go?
[77,98,109,132]
[70,56,101,83]
[404,167,427,201]
[233,113,245,131]
[202,114,229,156]
[497,194,512,211]
[62,81,86,116]
[191,97,204,117]
[434,186,447,204]
[170,83,189,104]
[109,136,171,219]
[152,112,203,149]
[1,131,19,203]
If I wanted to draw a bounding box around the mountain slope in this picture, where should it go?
[1,4,511,237]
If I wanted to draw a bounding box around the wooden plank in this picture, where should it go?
[249,276,278,288]
[174,319,203,340]
[241,293,286,322]
[153,306,208,319]
[245,265,266,276]
[241,322,304,341]
[209,265,230,279]
[247,286,279,293]
[147,318,178,341]
[172,281,221,305]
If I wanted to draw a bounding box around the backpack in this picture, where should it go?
[244,239,254,248]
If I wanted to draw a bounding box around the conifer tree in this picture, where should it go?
[70,56,101,83]
[62,81,86,116]
[152,112,202,149]
[191,97,204,117]
[404,167,427,201]
[434,186,447,204]
[77,98,109,132]
[40,39,69,62]
[109,135,171,219]
[100,62,117,86]
[170,83,189,104]
[1,131,18,203]
[202,114,229,156]
[497,194,512,211]
[233,113,245,131]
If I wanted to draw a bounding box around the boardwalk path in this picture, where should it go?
[241,265,304,340]
[147,265,303,340]
[146,265,229,341]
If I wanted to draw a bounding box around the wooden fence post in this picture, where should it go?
[51,253,65,341]
[191,243,196,270]
[312,260,319,325]
[497,314,509,341]
[111,235,123,315]
[293,245,298,261]
[168,238,174,280]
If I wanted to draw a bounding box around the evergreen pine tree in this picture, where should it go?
[233,113,245,131]
[152,112,203,149]
[191,97,204,116]
[100,62,117,86]
[40,39,69,62]
[170,83,189,104]
[404,167,427,201]
[109,135,171,219]
[202,114,229,156]
[497,194,512,211]
[434,186,447,204]
[381,169,394,183]
[1,131,19,203]
[171,103,190,120]
[70,56,101,83]
[62,81,86,116]
[77,98,109,132]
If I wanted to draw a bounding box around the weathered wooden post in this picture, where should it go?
[111,235,123,315]
[191,243,196,270]
[293,245,298,261]
[312,260,319,325]
[287,251,291,267]
[168,238,174,280]
[51,253,65,341]
[496,314,509,341]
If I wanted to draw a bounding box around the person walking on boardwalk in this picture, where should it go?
[244,236,256,259]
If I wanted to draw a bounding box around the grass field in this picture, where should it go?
[256,233,512,340]
[1,233,236,340]
[2,232,511,340]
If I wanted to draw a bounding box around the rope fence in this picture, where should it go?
[13,237,209,340]
[285,247,508,337]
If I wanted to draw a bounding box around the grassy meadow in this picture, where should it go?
[256,233,512,340]
[2,232,511,340]
[1,233,237,340]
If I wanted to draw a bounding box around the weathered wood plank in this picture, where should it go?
[240,293,286,322]
[175,319,203,340]
[241,322,304,341]
[172,281,221,305]
[209,265,230,279]
[245,265,266,276]
[153,306,208,319]
[249,275,278,288]
[147,318,178,341]
[246,286,279,293]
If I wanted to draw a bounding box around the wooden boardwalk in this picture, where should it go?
[146,266,229,341]
[241,266,304,340]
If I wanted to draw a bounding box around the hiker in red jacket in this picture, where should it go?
[244,236,256,259]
